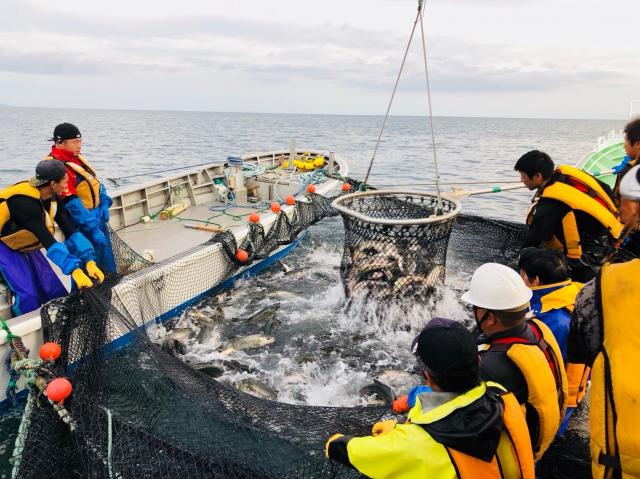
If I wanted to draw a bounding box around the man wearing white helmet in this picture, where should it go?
[568,164,640,479]
[462,263,568,461]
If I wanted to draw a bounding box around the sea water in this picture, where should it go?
[0,106,625,476]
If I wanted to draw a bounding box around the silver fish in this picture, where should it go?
[161,328,195,356]
[236,379,278,401]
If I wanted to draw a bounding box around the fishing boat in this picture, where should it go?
[0,147,348,408]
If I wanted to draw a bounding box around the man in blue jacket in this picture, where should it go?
[45,123,115,273]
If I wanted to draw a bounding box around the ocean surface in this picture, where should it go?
[0,106,625,221]
[0,107,625,477]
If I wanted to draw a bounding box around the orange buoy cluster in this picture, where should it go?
[235,249,249,262]
[270,202,281,213]
[248,213,260,224]
[38,342,73,404]
[285,195,296,206]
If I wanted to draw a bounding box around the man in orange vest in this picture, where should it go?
[46,123,115,273]
[514,150,622,282]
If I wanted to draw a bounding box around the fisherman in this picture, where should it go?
[0,160,103,316]
[45,123,115,273]
[325,317,535,478]
[612,117,640,205]
[462,262,568,460]
[514,150,623,282]
[518,247,589,433]
[568,164,640,479]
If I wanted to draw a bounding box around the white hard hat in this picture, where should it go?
[620,165,640,201]
[461,263,532,311]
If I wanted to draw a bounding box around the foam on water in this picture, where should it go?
[149,217,473,407]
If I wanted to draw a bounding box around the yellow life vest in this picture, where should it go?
[0,182,56,252]
[446,388,535,479]
[345,382,534,479]
[487,319,568,460]
[530,165,623,259]
[45,154,101,210]
[535,280,591,408]
[592,260,640,478]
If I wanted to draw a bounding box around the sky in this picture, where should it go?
[2,0,639,119]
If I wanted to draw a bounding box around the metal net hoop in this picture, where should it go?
[332,190,461,301]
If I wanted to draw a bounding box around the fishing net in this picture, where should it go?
[332,191,460,301]
[8,187,589,478]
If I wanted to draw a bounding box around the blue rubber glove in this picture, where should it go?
[98,184,112,223]
[65,232,96,264]
[65,197,102,231]
[406,385,433,408]
[612,156,631,174]
[46,242,82,275]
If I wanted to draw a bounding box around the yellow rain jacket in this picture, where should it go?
[591,260,640,478]
[326,382,534,479]
[0,182,56,252]
[45,154,102,209]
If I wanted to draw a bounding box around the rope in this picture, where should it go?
[11,391,34,478]
[106,407,114,479]
[363,3,423,184]
[418,0,442,211]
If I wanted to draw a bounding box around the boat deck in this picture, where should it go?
[116,201,274,263]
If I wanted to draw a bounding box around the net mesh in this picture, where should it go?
[10,191,590,478]
[335,192,459,301]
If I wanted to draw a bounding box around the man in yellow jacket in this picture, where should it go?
[569,164,640,479]
[325,317,535,479]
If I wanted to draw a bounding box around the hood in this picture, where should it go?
[409,382,504,461]
[531,280,582,313]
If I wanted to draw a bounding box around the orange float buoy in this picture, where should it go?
[341,183,351,192]
[270,202,281,214]
[285,195,296,206]
[248,213,260,224]
[306,184,316,194]
[236,249,249,262]
[46,378,73,404]
[39,342,62,362]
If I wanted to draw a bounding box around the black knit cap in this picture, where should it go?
[50,123,81,142]
[30,160,67,186]
[411,317,478,375]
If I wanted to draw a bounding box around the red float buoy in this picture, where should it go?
[236,249,249,262]
[341,183,351,192]
[285,195,296,206]
[46,378,73,404]
[39,342,62,362]
[306,184,316,194]
[248,213,260,224]
[270,202,281,214]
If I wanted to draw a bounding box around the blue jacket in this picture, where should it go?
[530,280,583,359]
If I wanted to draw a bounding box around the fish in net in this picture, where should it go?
[8,188,590,478]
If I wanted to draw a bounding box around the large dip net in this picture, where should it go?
[332,190,460,301]
[7,188,590,478]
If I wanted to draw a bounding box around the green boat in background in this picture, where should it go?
[577,133,625,188]
[578,101,640,187]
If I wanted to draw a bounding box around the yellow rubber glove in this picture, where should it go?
[71,269,93,289]
[85,261,105,283]
[372,419,397,436]
[325,433,344,458]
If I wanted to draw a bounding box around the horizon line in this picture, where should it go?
[0,102,626,123]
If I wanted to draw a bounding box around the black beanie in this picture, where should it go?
[50,123,81,142]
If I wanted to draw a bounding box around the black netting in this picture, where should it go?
[335,192,459,300]
[10,187,589,478]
